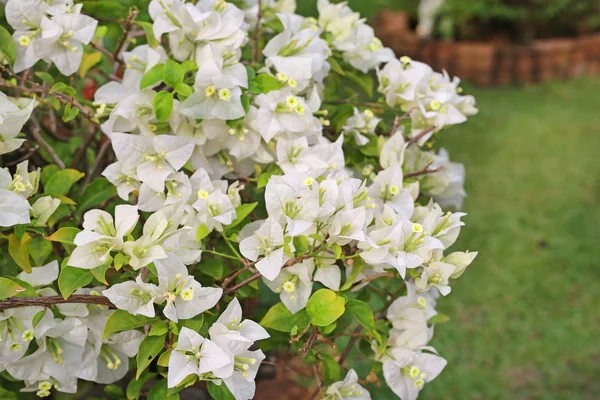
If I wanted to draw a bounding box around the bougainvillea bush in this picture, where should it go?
[0,0,479,399]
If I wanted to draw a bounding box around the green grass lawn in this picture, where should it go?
[415,77,600,399]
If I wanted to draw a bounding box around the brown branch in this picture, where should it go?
[404,165,442,179]
[324,99,384,109]
[251,0,263,64]
[290,323,312,344]
[300,327,319,357]
[223,243,325,295]
[79,139,111,194]
[351,272,394,289]
[406,125,436,146]
[0,295,115,312]
[29,116,65,169]
[338,325,363,366]
[112,8,140,74]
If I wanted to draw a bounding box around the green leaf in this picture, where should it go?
[229,202,258,229]
[340,258,365,291]
[260,302,310,332]
[149,321,169,336]
[164,60,184,87]
[255,74,285,93]
[103,310,158,340]
[104,384,124,399]
[35,72,55,85]
[0,26,16,67]
[91,261,111,285]
[147,379,180,400]
[196,224,210,242]
[136,334,166,379]
[207,382,235,400]
[44,169,85,196]
[428,312,450,324]
[153,91,174,122]
[332,244,342,259]
[76,177,117,218]
[293,236,309,255]
[346,299,375,331]
[58,265,93,299]
[257,172,272,189]
[157,349,172,366]
[134,21,159,48]
[49,82,76,96]
[329,57,346,76]
[0,385,18,400]
[245,65,256,81]
[181,60,198,74]
[141,63,165,89]
[29,236,53,265]
[126,371,156,400]
[346,70,374,97]
[8,233,32,273]
[41,164,59,187]
[199,258,224,280]
[0,278,25,300]
[174,82,193,99]
[46,227,80,244]
[319,353,341,385]
[179,314,204,332]
[10,277,38,298]
[79,51,103,78]
[62,103,80,122]
[306,289,346,327]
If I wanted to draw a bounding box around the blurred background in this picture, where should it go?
[290,1,600,399]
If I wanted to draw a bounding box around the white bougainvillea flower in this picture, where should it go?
[444,250,478,279]
[377,57,433,109]
[211,298,270,344]
[121,44,168,91]
[167,327,231,388]
[0,92,35,155]
[412,201,466,249]
[16,260,59,287]
[109,132,195,192]
[254,88,316,142]
[154,253,222,322]
[68,205,139,269]
[102,161,141,201]
[380,132,408,169]
[264,259,314,314]
[7,318,87,394]
[328,206,369,246]
[343,108,381,146]
[387,281,438,332]
[313,256,341,291]
[0,188,31,227]
[102,277,161,318]
[337,23,394,73]
[30,196,60,226]
[0,162,39,227]
[77,309,144,384]
[382,348,446,400]
[181,85,245,121]
[368,165,414,219]
[263,13,330,90]
[215,347,266,400]
[317,0,363,44]
[415,261,455,296]
[239,218,288,281]
[422,148,467,210]
[324,369,371,400]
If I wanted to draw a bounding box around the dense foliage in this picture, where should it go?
[0,0,478,399]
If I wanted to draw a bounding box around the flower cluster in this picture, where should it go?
[0,0,480,399]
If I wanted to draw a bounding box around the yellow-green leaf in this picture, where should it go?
[79,51,103,78]
[8,233,32,273]
[0,278,25,300]
[136,334,166,379]
[44,169,85,196]
[306,289,346,327]
[0,26,16,67]
[58,265,93,299]
[103,310,158,340]
[47,227,81,244]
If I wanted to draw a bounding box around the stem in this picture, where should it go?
[203,249,240,261]
[351,272,395,289]
[0,295,115,312]
[29,116,65,169]
[251,0,263,64]
[406,125,436,146]
[79,139,111,195]
[338,325,363,366]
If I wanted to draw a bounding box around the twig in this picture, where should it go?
[404,165,442,179]
[223,243,325,295]
[29,117,65,169]
[90,41,116,62]
[300,327,319,357]
[79,139,111,194]
[112,9,140,74]
[338,325,363,366]
[406,125,436,146]
[324,99,384,109]
[351,272,394,289]
[251,0,263,64]
[0,295,115,312]
[290,323,312,344]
